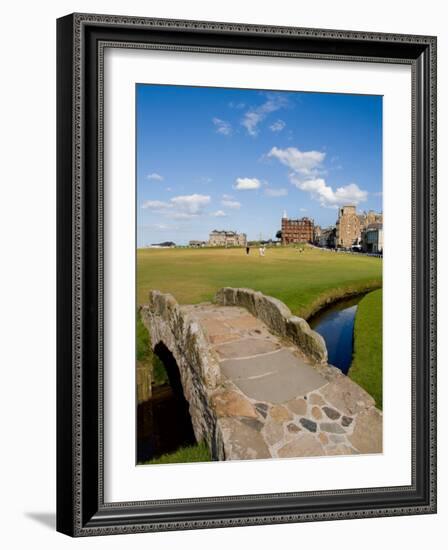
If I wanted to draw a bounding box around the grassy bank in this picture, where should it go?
[142,441,211,465]
[349,289,383,409]
[137,247,382,319]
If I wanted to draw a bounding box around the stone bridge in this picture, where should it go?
[140,287,382,460]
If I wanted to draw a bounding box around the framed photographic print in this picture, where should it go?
[56,13,437,536]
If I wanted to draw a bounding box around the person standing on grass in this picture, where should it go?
[246,246,250,255]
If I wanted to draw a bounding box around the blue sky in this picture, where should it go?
[136,84,382,246]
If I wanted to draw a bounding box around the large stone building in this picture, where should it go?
[209,230,247,247]
[336,206,383,248]
[336,205,361,248]
[281,212,314,245]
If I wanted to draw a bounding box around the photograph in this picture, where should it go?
[53,9,436,537]
[136,84,384,465]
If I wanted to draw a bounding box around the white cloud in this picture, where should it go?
[234,177,261,190]
[141,200,171,210]
[170,194,211,214]
[330,183,368,205]
[269,146,368,208]
[170,212,199,220]
[153,223,169,230]
[221,199,241,209]
[268,146,326,176]
[146,172,164,181]
[290,176,367,208]
[242,94,289,136]
[211,210,227,217]
[212,117,232,136]
[229,101,246,109]
[269,120,286,132]
[264,187,288,197]
[141,194,211,218]
[242,112,262,137]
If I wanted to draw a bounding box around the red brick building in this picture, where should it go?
[281,214,314,245]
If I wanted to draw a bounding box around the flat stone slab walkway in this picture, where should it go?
[182,303,382,460]
[220,349,326,404]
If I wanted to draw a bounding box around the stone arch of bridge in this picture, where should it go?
[151,341,197,446]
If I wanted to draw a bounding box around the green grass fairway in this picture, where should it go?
[137,246,382,319]
[349,289,383,409]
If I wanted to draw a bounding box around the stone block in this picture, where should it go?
[309,392,326,406]
[269,404,292,423]
[348,408,383,454]
[320,422,346,434]
[277,433,324,458]
[211,390,257,419]
[286,316,328,364]
[287,423,301,434]
[286,398,307,416]
[262,419,285,446]
[322,406,341,420]
[320,376,376,415]
[299,418,317,432]
[219,418,271,460]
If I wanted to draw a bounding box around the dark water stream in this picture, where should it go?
[137,343,196,463]
[308,294,366,374]
[137,384,196,463]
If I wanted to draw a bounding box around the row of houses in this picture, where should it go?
[186,206,383,253]
[281,206,383,253]
[334,205,383,253]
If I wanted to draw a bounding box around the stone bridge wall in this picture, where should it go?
[140,291,224,458]
[140,288,333,461]
[214,287,328,364]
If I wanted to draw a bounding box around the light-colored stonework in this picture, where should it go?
[140,288,382,461]
[215,287,328,364]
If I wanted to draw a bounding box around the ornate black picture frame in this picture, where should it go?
[56,13,437,537]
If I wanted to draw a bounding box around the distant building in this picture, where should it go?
[336,205,362,248]
[281,212,314,245]
[362,223,383,253]
[336,206,383,248]
[209,230,247,247]
[313,225,322,244]
[358,210,383,230]
[318,226,336,248]
[150,241,175,248]
[189,240,207,248]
